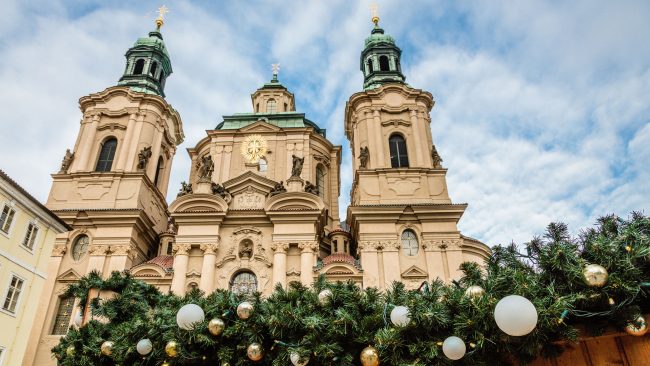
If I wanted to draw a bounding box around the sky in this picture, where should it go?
[0,0,648,247]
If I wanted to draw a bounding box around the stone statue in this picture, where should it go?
[239,240,253,259]
[211,182,228,199]
[269,181,287,196]
[431,144,443,168]
[291,155,304,178]
[196,154,214,182]
[166,217,177,234]
[59,149,74,173]
[137,146,152,170]
[177,181,193,197]
[359,146,369,169]
[304,181,319,195]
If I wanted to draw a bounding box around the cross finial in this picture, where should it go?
[370,2,380,26]
[271,63,280,82]
[155,5,169,30]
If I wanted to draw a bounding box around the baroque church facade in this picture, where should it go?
[25,16,490,366]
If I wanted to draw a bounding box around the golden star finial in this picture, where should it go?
[370,2,379,26]
[155,5,169,30]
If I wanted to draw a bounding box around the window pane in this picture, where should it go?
[230,272,257,296]
[95,138,118,172]
[389,135,409,168]
[51,297,75,335]
[72,235,89,260]
[267,99,277,114]
[316,167,325,199]
[3,276,24,313]
[1,206,15,233]
[401,230,418,256]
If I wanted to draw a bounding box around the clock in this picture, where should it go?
[241,134,268,163]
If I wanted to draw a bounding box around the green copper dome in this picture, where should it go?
[117,29,173,97]
[364,26,396,47]
[360,25,406,90]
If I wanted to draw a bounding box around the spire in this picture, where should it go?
[359,5,406,90]
[117,6,173,97]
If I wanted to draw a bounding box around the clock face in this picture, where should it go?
[241,134,268,163]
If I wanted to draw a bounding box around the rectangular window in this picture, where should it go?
[22,222,39,250]
[2,275,24,314]
[0,205,16,234]
[51,296,75,335]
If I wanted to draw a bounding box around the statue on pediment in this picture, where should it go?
[196,154,214,182]
[291,154,304,178]
[177,181,193,197]
[270,181,287,196]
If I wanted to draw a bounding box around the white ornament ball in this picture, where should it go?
[318,289,333,305]
[74,311,83,327]
[442,336,466,360]
[390,305,411,327]
[176,303,205,330]
[494,295,538,336]
[136,338,153,355]
[290,351,309,366]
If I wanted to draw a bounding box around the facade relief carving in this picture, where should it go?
[52,244,68,257]
[234,186,264,209]
[59,149,74,174]
[200,242,219,255]
[359,146,369,169]
[211,182,231,202]
[172,243,192,256]
[304,181,319,196]
[137,146,152,170]
[431,144,443,168]
[88,245,110,256]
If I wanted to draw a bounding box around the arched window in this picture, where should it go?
[95,138,117,172]
[367,59,374,73]
[133,59,145,74]
[166,243,173,255]
[389,134,409,168]
[379,55,390,71]
[230,271,257,295]
[72,235,89,261]
[401,230,418,256]
[316,165,326,200]
[158,70,165,81]
[258,158,267,173]
[154,156,164,187]
[256,103,260,112]
[267,99,277,113]
[150,61,158,77]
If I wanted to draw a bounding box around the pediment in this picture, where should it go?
[324,265,355,275]
[130,264,166,278]
[223,171,277,195]
[186,270,202,279]
[57,268,82,282]
[169,193,228,213]
[265,191,325,211]
[238,120,282,133]
[401,265,428,279]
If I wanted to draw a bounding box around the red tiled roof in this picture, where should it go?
[322,253,356,266]
[145,255,174,271]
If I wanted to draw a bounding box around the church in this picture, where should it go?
[24,12,490,365]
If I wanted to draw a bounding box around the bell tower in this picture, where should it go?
[345,14,490,290]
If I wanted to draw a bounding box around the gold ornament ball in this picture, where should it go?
[464,285,485,298]
[626,315,648,337]
[237,301,254,320]
[583,264,608,287]
[165,341,179,358]
[100,341,114,356]
[360,346,380,366]
[66,345,75,357]
[208,318,225,336]
[162,363,170,366]
[247,342,264,361]
[318,289,333,305]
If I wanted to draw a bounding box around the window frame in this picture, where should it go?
[229,271,258,296]
[379,55,390,71]
[50,296,76,335]
[266,99,277,114]
[389,133,410,168]
[133,59,145,74]
[21,221,39,252]
[95,137,118,172]
[71,234,90,261]
[154,156,165,188]
[316,165,326,200]
[0,203,16,236]
[258,157,268,173]
[401,229,419,256]
[1,273,26,316]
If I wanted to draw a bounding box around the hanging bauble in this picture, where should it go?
[625,315,648,337]
[442,336,466,360]
[162,362,170,366]
[237,301,254,320]
[318,289,333,305]
[360,346,380,366]
[74,311,83,327]
[494,295,538,336]
[583,264,608,287]
[247,342,264,361]
[465,285,485,299]
[208,318,226,336]
[66,345,75,357]
[165,341,179,358]
[290,351,309,366]
[100,341,114,356]
[390,305,411,327]
[136,338,153,355]
[176,303,205,330]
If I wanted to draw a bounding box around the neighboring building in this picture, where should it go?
[26,15,490,365]
[0,170,69,366]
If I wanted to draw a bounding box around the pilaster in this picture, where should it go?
[270,242,290,288]
[298,241,318,286]
[199,242,219,292]
[170,243,191,295]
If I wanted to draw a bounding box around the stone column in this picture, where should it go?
[422,240,445,282]
[221,147,232,181]
[372,108,385,166]
[270,242,289,288]
[358,241,380,289]
[381,241,401,287]
[107,245,135,273]
[298,241,318,286]
[409,108,424,166]
[87,245,110,275]
[115,113,137,171]
[199,243,219,293]
[170,244,191,295]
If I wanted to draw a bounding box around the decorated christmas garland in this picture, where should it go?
[53,213,650,365]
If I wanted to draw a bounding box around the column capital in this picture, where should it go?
[422,239,462,250]
[52,244,67,257]
[200,242,219,255]
[173,243,192,256]
[88,245,110,256]
[110,244,136,259]
[298,241,318,253]
[270,242,290,253]
[382,240,401,252]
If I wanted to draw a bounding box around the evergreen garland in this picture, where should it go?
[52,213,650,365]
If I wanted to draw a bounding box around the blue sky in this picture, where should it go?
[1,0,648,246]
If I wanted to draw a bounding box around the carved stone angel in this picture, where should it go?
[270,181,287,196]
[137,146,152,170]
[304,181,319,196]
[211,182,229,199]
[359,146,369,169]
[291,155,304,178]
[177,181,193,197]
[431,144,443,168]
[59,149,74,173]
[196,155,214,182]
